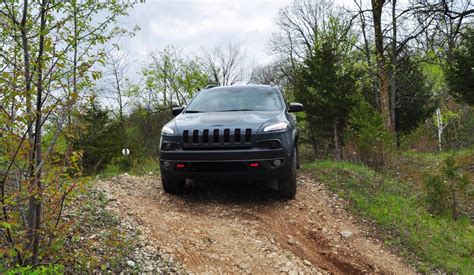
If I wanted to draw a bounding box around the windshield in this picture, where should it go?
[185,87,284,112]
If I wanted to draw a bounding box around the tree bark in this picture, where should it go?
[356,0,380,109]
[28,0,48,264]
[436,107,444,151]
[333,117,341,161]
[20,0,38,264]
[371,0,393,131]
[390,0,398,139]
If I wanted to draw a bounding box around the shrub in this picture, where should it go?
[424,155,473,220]
[345,96,395,169]
[3,264,63,274]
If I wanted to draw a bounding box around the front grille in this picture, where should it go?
[181,128,253,149]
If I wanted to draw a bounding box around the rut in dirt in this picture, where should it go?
[98,172,414,274]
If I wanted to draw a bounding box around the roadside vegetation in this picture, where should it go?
[1,0,473,273]
[304,150,474,273]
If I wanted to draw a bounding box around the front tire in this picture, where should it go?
[161,175,185,194]
[278,147,297,199]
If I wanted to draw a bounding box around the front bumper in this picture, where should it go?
[159,148,290,180]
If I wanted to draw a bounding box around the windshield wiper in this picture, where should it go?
[185,110,201,113]
[218,109,255,112]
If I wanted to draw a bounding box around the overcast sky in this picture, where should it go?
[116,0,355,75]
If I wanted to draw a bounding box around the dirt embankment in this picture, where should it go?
[97,173,414,274]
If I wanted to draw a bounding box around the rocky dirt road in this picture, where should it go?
[97,173,414,274]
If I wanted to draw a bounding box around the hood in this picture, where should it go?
[171,111,284,133]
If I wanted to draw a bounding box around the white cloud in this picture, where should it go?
[119,0,293,69]
[117,0,359,76]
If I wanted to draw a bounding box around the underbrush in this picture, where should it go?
[61,186,139,272]
[100,157,160,178]
[1,182,138,273]
[304,160,474,273]
[394,148,474,215]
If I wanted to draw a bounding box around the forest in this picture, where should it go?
[0,0,473,273]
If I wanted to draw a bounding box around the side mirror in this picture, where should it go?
[289,102,303,112]
[172,106,185,116]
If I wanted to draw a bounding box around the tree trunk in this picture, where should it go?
[28,0,48,264]
[114,72,127,151]
[371,0,393,131]
[20,0,38,265]
[333,117,341,161]
[436,107,443,151]
[390,0,398,139]
[358,1,379,109]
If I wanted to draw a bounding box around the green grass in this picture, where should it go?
[401,147,474,162]
[304,160,474,273]
[98,157,160,179]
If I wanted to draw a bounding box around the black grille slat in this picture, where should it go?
[224,129,230,143]
[245,128,252,143]
[193,130,199,143]
[181,128,252,149]
[183,130,189,144]
[234,129,241,143]
[203,129,209,143]
[213,129,219,143]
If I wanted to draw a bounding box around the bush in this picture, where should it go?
[72,101,122,175]
[424,155,473,219]
[345,96,395,169]
[3,264,63,274]
[399,124,438,152]
[111,156,133,172]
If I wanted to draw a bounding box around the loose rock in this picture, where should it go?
[339,231,354,238]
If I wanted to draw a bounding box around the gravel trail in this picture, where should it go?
[97,172,414,274]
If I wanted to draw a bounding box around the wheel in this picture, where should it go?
[161,175,185,194]
[278,147,297,199]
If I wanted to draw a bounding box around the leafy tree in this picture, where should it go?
[142,46,208,110]
[125,106,170,158]
[0,0,139,266]
[346,94,391,168]
[72,100,122,175]
[293,17,356,160]
[445,29,474,105]
[395,54,435,143]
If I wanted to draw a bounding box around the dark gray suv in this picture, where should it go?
[159,85,303,198]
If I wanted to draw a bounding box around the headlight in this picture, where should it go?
[263,122,288,132]
[161,125,174,135]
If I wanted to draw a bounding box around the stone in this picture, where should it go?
[339,231,353,238]
[303,260,312,266]
[126,260,136,268]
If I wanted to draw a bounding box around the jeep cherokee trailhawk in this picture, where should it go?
[159,85,303,198]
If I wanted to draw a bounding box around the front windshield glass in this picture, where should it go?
[185,87,284,112]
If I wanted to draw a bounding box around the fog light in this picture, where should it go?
[163,161,170,167]
[161,142,179,151]
[273,159,282,166]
